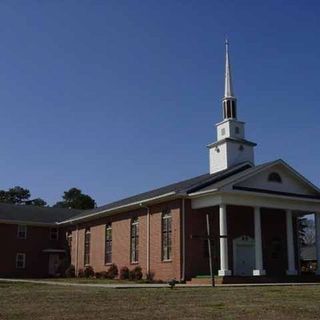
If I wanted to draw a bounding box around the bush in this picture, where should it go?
[83,265,95,278]
[133,266,143,280]
[107,263,118,279]
[78,268,84,278]
[146,271,155,282]
[129,270,135,281]
[120,266,130,280]
[95,272,102,279]
[100,271,108,279]
[65,264,75,278]
[128,266,143,281]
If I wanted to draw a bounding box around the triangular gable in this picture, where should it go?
[228,160,320,197]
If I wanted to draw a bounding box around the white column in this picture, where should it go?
[218,204,231,276]
[315,213,320,275]
[286,210,297,275]
[253,207,266,276]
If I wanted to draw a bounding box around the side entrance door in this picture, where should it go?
[48,254,60,276]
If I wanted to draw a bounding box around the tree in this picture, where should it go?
[0,186,46,206]
[298,216,315,246]
[0,186,30,204]
[54,188,96,210]
[25,198,47,207]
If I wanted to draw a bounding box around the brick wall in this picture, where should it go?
[71,199,182,281]
[0,223,68,278]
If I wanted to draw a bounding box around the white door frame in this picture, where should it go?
[233,235,255,276]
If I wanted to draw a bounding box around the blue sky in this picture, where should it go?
[0,0,319,206]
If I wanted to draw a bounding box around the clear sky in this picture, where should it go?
[0,0,319,206]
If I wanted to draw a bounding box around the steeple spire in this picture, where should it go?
[208,40,256,174]
[222,39,237,120]
[224,39,234,98]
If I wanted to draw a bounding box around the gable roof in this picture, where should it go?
[0,203,80,225]
[61,162,253,224]
[189,159,320,199]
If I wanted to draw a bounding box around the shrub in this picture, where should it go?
[100,271,108,279]
[84,265,95,278]
[65,264,75,278]
[107,263,118,279]
[78,268,84,278]
[133,266,143,280]
[146,271,155,282]
[129,270,135,281]
[95,272,102,279]
[120,266,130,280]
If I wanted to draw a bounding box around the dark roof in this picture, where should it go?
[0,203,80,224]
[65,162,253,222]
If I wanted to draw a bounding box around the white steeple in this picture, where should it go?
[224,39,234,98]
[208,40,256,174]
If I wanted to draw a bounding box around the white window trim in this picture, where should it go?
[130,218,139,263]
[17,225,27,240]
[16,253,26,269]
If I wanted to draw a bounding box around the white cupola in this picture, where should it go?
[208,40,256,174]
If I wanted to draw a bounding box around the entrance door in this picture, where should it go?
[233,236,255,276]
[48,254,60,276]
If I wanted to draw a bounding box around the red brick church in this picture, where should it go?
[1,42,320,282]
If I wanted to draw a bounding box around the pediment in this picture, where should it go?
[231,162,319,197]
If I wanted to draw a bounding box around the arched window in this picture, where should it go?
[84,228,91,265]
[105,224,112,264]
[268,172,282,183]
[131,218,139,263]
[162,209,172,261]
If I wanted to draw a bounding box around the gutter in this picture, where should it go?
[188,188,218,198]
[59,192,177,225]
[0,219,57,227]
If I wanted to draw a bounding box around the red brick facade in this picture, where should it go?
[0,223,68,278]
[0,201,295,280]
[70,199,182,281]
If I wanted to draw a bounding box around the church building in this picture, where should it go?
[1,42,320,282]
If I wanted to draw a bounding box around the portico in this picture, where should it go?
[190,185,320,277]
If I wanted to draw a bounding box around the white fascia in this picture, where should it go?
[58,191,178,225]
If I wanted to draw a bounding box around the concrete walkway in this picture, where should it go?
[1,278,320,289]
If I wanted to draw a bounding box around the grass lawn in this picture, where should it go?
[1,282,320,320]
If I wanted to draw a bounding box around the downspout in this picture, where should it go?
[140,204,151,275]
[182,198,186,282]
[75,224,79,275]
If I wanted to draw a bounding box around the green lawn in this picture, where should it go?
[0,282,320,319]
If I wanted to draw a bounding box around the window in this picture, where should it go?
[50,228,59,240]
[84,228,91,265]
[162,209,172,261]
[130,218,139,263]
[105,224,112,264]
[268,172,282,183]
[235,126,240,134]
[17,225,27,239]
[16,253,26,269]
[221,128,226,136]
